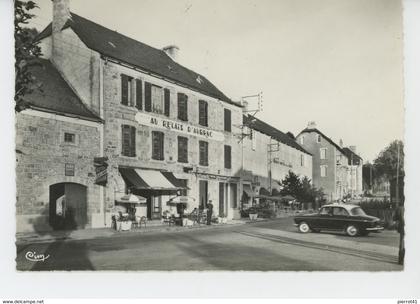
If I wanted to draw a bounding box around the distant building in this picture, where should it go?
[241,115,312,207]
[296,122,363,202]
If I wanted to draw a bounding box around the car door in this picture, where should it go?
[331,207,350,230]
[315,207,333,229]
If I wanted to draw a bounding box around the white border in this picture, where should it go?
[1,0,419,299]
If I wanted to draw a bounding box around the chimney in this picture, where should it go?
[52,0,70,34]
[349,145,357,153]
[162,45,180,62]
[307,121,316,129]
[339,139,343,147]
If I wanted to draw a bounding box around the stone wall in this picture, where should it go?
[15,111,102,232]
[102,61,243,219]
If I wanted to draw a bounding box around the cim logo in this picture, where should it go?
[25,251,50,262]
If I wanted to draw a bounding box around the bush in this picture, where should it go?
[359,199,396,229]
[241,203,276,219]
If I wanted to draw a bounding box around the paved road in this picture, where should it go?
[16,217,402,271]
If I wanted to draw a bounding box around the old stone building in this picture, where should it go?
[15,59,103,233]
[241,115,312,207]
[296,122,363,202]
[33,0,243,228]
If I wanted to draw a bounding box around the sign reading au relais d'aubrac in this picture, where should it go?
[135,112,225,142]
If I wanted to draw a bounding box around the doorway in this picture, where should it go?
[199,180,208,209]
[49,183,87,230]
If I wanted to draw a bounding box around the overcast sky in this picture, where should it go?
[30,0,404,162]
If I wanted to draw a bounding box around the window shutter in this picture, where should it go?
[164,88,170,117]
[199,100,208,126]
[178,136,188,163]
[199,141,208,166]
[136,79,143,110]
[130,126,136,157]
[224,109,231,132]
[178,93,188,121]
[152,132,164,160]
[121,74,128,105]
[145,82,152,112]
[224,145,231,169]
[121,125,131,156]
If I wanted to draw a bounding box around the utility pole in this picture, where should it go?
[396,143,400,204]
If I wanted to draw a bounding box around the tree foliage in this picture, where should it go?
[15,0,42,112]
[278,171,325,203]
[373,140,404,180]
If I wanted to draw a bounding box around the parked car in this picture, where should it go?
[293,204,384,236]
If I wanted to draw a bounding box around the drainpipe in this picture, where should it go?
[99,57,106,226]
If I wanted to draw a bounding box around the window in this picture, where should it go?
[199,141,209,166]
[198,100,208,126]
[177,136,188,163]
[144,82,167,115]
[332,207,349,216]
[65,163,75,176]
[151,85,164,114]
[320,165,327,177]
[300,154,305,166]
[320,207,332,215]
[320,148,327,159]
[317,134,321,143]
[300,136,305,145]
[224,145,232,169]
[177,93,188,121]
[224,108,231,132]
[64,132,75,144]
[152,131,164,160]
[122,74,142,109]
[121,125,136,157]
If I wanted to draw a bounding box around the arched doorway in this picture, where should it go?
[49,183,87,230]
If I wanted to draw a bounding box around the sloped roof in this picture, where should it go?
[23,58,102,122]
[243,115,311,155]
[299,128,346,155]
[342,147,363,165]
[37,13,238,107]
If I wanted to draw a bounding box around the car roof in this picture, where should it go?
[321,204,359,211]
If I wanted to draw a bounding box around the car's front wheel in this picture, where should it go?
[346,225,359,237]
[298,221,310,233]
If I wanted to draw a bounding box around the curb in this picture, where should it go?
[15,220,248,246]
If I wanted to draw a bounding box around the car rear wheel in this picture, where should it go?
[298,222,310,233]
[346,225,359,237]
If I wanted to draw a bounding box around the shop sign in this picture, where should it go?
[94,157,108,186]
[135,112,224,141]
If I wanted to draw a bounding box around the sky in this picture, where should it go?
[29,0,404,162]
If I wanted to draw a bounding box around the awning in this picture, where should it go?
[119,168,187,191]
[259,187,271,196]
[115,192,147,204]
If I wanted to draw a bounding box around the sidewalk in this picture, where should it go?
[15,218,254,245]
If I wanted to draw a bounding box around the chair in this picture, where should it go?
[139,216,147,229]
[162,211,175,226]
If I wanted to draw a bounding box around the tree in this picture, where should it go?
[15,0,42,112]
[373,140,404,180]
[278,171,324,204]
[279,171,302,198]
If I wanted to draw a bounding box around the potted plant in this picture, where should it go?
[248,207,258,220]
[218,212,225,224]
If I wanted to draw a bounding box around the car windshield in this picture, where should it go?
[350,207,366,216]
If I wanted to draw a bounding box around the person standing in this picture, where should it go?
[207,200,213,225]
